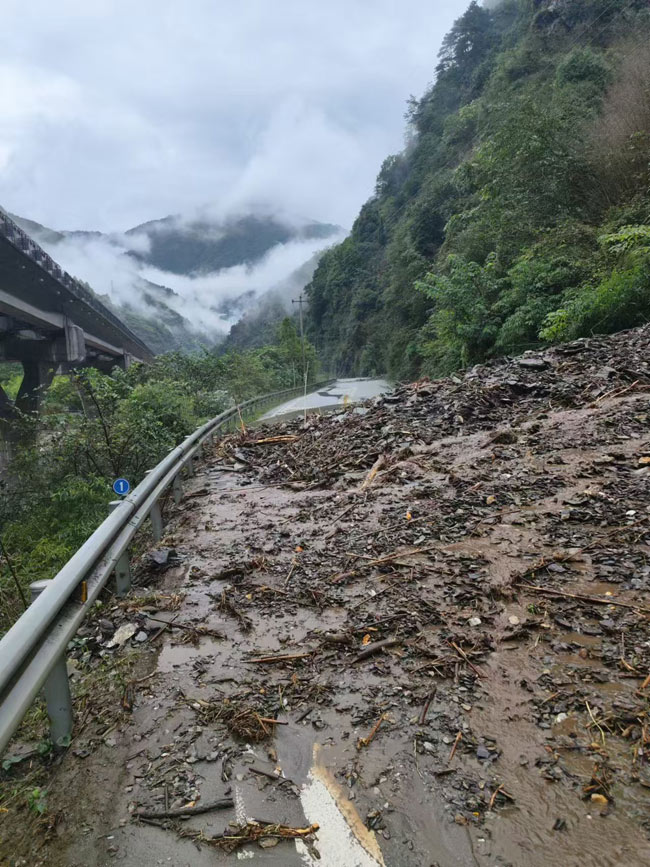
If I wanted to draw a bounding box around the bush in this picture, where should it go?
[556,48,611,95]
[541,265,650,342]
[417,255,502,371]
[1,332,319,631]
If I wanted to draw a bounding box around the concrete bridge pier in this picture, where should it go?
[1,320,85,418]
[0,384,12,419]
[14,360,56,415]
[0,207,151,425]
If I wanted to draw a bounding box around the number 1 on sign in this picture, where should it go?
[112,478,131,496]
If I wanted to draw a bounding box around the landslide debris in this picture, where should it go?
[199,324,650,862]
[225,326,650,490]
[5,325,650,867]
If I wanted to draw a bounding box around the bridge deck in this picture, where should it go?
[0,210,151,363]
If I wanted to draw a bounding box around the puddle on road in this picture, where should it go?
[158,637,224,672]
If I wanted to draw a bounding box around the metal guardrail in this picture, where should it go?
[0,379,334,754]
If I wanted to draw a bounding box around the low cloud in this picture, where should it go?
[34,226,344,337]
[141,235,342,332]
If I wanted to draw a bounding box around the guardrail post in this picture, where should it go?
[150,500,163,542]
[183,436,195,477]
[144,471,164,542]
[109,501,131,596]
[30,580,73,746]
[172,473,183,505]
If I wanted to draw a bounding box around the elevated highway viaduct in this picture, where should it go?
[0,210,152,416]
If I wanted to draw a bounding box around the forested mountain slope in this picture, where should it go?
[307,0,650,379]
[222,253,324,351]
[126,214,340,275]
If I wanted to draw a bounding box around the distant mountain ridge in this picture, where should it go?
[125,214,340,275]
[8,210,343,354]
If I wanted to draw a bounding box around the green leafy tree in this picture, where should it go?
[416,255,502,371]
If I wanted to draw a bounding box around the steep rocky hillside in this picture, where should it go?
[306,0,650,379]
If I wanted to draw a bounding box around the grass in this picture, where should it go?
[0,646,142,818]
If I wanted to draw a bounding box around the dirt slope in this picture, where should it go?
[3,326,650,866]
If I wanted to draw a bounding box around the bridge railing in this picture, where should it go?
[0,379,334,754]
[0,210,74,290]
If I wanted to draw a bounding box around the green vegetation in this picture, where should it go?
[0,363,21,400]
[307,0,650,378]
[0,319,316,630]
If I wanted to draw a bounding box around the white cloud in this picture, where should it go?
[0,0,470,232]
[33,225,345,337]
[139,234,345,332]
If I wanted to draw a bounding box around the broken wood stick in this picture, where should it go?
[283,559,297,589]
[519,583,650,616]
[360,455,387,491]
[353,637,400,663]
[448,641,486,678]
[488,785,505,810]
[248,435,300,445]
[332,544,438,583]
[448,731,462,764]
[178,820,319,852]
[144,614,223,638]
[357,713,387,750]
[150,614,179,643]
[329,502,357,526]
[354,612,410,632]
[134,798,234,819]
[595,380,645,404]
[294,707,313,723]
[419,689,436,726]
[249,766,295,785]
[247,652,313,664]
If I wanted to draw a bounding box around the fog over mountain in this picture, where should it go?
[11,209,343,352]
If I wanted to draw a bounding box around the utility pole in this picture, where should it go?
[292,293,308,421]
[292,293,308,382]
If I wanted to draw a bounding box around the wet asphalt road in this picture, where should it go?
[260,378,392,421]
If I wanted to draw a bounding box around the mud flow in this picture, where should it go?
[3,327,650,867]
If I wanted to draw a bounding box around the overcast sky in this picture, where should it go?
[0,0,470,233]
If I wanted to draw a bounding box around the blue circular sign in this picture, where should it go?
[112,478,131,496]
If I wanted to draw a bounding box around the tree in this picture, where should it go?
[277,317,303,385]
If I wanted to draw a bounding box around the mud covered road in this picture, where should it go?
[5,326,650,866]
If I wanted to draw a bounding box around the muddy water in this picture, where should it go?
[44,390,650,867]
[462,648,650,867]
